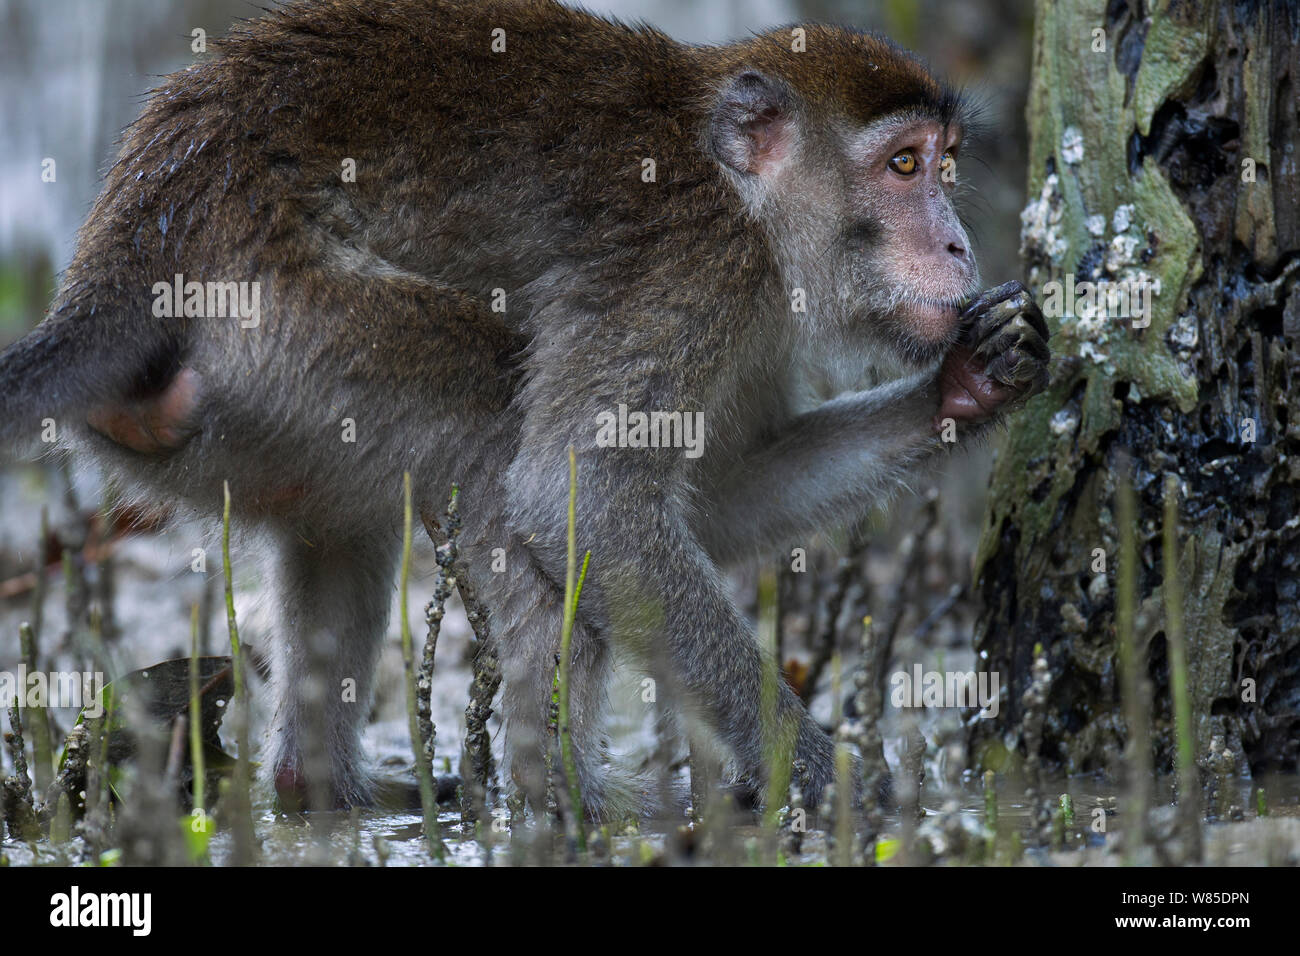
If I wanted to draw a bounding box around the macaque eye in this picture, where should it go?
[888,150,918,175]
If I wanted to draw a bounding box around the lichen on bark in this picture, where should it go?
[969,0,1300,778]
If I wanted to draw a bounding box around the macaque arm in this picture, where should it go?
[697,280,1051,565]
[697,371,946,564]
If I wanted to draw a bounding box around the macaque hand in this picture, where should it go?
[934,280,1051,430]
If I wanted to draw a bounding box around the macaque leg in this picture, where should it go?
[599,540,837,809]
[264,526,397,810]
[516,470,838,810]
[495,546,626,820]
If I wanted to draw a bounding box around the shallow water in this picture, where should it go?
[3,463,1297,867]
[13,768,1292,867]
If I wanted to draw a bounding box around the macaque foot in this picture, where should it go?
[273,764,314,813]
[273,761,375,813]
[935,280,1051,430]
[510,749,657,823]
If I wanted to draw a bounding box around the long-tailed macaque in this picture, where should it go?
[0,0,1049,815]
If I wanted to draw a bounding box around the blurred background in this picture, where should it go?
[0,0,1035,815]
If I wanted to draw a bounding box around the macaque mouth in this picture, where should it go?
[902,296,966,344]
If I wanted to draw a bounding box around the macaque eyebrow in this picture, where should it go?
[842,114,962,165]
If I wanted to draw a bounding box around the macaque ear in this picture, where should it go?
[709,71,797,178]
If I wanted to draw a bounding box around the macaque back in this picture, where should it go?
[0,0,1049,814]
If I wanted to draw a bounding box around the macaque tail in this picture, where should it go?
[0,306,186,454]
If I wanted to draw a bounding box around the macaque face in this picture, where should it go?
[708,72,977,372]
[836,115,980,366]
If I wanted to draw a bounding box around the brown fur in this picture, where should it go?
[0,0,1048,815]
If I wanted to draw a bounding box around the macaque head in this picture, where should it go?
[708,29,980,371]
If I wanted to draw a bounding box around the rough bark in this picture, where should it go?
[969,0,1300,778]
